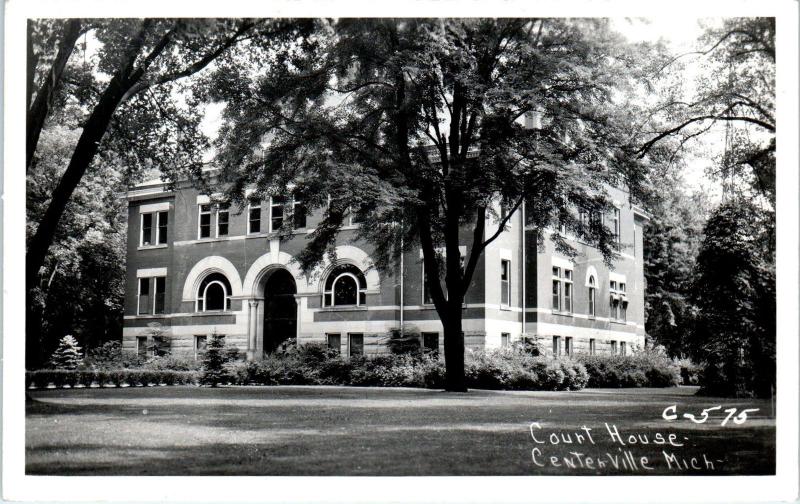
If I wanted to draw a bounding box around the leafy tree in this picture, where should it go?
[692,199,775,397]
[27,120,128,361]
[49,334,83,370]
[206,19,653,391]
[643,168,709,357]
[638,18,775,204]
[25,19,308,368]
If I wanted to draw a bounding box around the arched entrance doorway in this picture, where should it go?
[262,268,297,354]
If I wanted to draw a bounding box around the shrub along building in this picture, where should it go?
[123,176,649,360]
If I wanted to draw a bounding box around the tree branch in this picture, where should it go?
[27,19,83,172]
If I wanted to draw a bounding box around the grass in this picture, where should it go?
[26,385,774,476]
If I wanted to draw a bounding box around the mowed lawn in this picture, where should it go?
[26,385,775,476]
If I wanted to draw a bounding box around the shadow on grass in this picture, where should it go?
[26,387,776,476]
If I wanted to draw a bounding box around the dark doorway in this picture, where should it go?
[263,269,298,354]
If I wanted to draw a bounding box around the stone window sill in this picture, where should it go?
[138,244,169,251]
[319,306,368,312]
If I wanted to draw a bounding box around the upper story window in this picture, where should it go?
[346,205,361,227]
[293,200,307,229]
[500,259,511,307]
[217,203,230,237]
[248,199,261,234]
[270,196,285,232]
[610,279,628,322]
[269,196,306,232]
[141,211,168,247]
[551,266,573,313]
[198,202,230,239]
[611,207,621,244]
[198,204,212,239]
[422,248,466,305]
[588,275,596,317]
[196,272,232,312]
[323,264,367,307]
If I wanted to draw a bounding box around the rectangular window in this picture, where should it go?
[423,267,435,305]
[138,277,150,315]
[137,336,148,358]
[551,266,572,313]
[620,341,627,356]
[609,280,626,321]
[327,333,341,354]
[501,333,510,348]
[141,213,153,246]
[421,249,464,304]
[551,267,561,311]
[500,259,510,307]
[199,204,212,239]
[422,332,439,357]
[217,203,230,237]
[591,210,603,228]
[565,337,573,356]
[589,338,596,355]
[194,335,207,360]
[552,336,562,357]
[270,196,285,232]
[348,333,364,357]
[141,211,168,247]
[157,211,168,244]
[579,208,590,229]
[611,341,618,355]
[589,286,596,317]
[293,200,307,229]
[248,200,262,234]
[347,206,361,226]
[154,277,166,314]
[612,208,620,244]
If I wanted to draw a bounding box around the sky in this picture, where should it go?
[613,18,725,198]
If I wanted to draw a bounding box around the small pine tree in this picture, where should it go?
[200,331,228,387]
[50,335,83,370]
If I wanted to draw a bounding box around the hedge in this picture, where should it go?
[27,345,682,391]
[27,369,199,389]
[575,352,681,388]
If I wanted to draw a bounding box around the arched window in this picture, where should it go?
[323,264,367,307]
[197,272,232,312]
[588,275,596,317]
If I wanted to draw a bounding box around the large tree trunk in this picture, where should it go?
[27,19,83,172]
[26,77,128,369]
[442,303,467,392]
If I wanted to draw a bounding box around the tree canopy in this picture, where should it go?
[638,17,775,205]
[206,18,655,390]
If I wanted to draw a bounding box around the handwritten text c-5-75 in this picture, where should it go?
[662,405,759,426]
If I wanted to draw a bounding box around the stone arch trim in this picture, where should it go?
[585,265,599,287]
[315,245,380,293]
[243,251,310,296]
[182,256,244,302]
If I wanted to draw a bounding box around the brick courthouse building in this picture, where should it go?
[123,175,649,360]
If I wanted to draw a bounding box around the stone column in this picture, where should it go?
[294,295,302,345]
[247,300,260,361]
